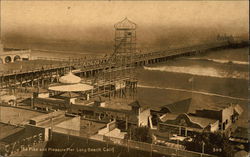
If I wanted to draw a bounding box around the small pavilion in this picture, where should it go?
[48,72,93,101]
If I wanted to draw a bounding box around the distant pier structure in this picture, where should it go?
[0,36,30,64]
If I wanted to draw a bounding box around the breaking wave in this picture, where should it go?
[187,58,248,65]
[143,66,248,80]
[137,84,249,101]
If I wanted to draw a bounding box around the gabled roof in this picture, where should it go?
[161,98,191,114]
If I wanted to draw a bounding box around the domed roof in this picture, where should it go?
[114,17,136,30]
[59,72,81,84]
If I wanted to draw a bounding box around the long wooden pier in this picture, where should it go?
[0,41,234,89]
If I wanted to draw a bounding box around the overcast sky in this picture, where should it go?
[1,1,249,43]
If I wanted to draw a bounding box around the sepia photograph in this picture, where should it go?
[0,1,249,157]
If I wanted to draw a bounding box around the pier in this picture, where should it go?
[0,40,239,89]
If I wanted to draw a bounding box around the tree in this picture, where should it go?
[129,126,152,143]
[183,132,234,157]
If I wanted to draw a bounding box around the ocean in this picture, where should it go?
[135,47,249,127]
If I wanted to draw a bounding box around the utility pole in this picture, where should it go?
[50,113,53,141]
[0,0,4,52]
[201,141,205,157]
[150,140,153,157]
[177,139,179,156]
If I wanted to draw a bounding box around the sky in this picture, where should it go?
[0,1,249,50]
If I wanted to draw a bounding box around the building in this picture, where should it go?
[157,103,243,136]
[152,98,192,115]
[32,72,151,130]
[0,122,46,156]
[158,113,219,136]
[0,110,81,156]
[0,39,31,64]
[97,120,127,143]
[150,98,192,129]
[33,94,151,131]
[29,110,81,137]
[0,48,31,64]
[69,98,151,130]
[32,71,93,111]
[0,106,44,125]
[194,104,243,132]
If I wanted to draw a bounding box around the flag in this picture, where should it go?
[188,77,194,82]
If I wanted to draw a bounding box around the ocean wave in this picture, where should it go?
[143,65,248,80]
[187,58,248,65]
[137,84,249,101]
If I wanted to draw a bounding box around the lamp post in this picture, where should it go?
[177,139,179,156]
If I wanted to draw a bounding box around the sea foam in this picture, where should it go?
[143,65,248,80]
[187,58,248,65]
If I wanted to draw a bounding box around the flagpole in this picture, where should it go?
[188,76,194,99]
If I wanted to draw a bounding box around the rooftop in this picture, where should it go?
[160,98,191,113]
[0,106,45,125]
[48,83,93,92]
[114,17,136,30]
[58,72,81,84]
[195,103,244,116]
[104,98,137,110]
[30,111,64,124]
[80,119,106,136]
[0,49,30,56]
[0,122,24,140]
[188,115,218,128]
[29,111,74,128]
[160,113,218,129]
[198,103,234,111]
[75,98,138,112]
